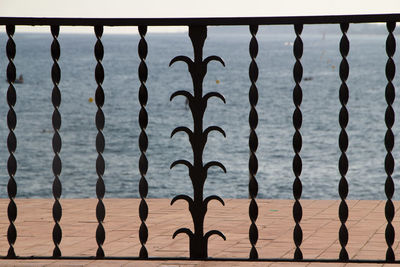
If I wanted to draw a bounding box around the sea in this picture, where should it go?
[0,24,399,199]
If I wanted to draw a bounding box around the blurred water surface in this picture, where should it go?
[0,24,398,199]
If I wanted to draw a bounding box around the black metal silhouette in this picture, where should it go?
[292,24,303,261]
[169,25,226,259]
[6,24,17,259]
[0,14,400,264]
[51,25,63,258]
[384,21,396,262]
[138,25,149,259]
[248,24,259,260]
[338,22,350,262]
[1,14,400,26]
[94,25,106,258]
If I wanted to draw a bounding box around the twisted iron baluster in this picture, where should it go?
[94,25,106,258]
[248,24,259,260]
[51,25,63,258]
[138,25,149,259]
[384,21,396,262]
[338,22,350,262]
[292,24,303,261]
[6,24,17,259]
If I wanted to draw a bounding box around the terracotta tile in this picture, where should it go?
[0,199,396,266]
[47,260,95,266]
[307,264,346,267]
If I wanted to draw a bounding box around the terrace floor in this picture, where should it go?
[0,198,398,266]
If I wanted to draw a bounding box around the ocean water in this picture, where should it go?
[0,24,399,199]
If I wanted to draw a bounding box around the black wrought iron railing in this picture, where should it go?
[0,14,399,263]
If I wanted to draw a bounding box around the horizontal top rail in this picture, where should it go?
[0,14,399,26]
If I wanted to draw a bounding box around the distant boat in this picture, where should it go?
[15,74,24,84]
[5,74,24,84]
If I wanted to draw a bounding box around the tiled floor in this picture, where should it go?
[0,198,399,266]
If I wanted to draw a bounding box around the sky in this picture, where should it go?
[0,0,399,33]
[1,0,400,17]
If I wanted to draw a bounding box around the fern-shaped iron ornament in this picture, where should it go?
[169,26,226,259]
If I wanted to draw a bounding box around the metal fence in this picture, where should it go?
[0,14,399,263]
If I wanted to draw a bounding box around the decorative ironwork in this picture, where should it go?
[384,21,396,262]
[338,22,350,262]
[138,25,149,259]
[169,25,226,259]
[94,25,106,258]
[6,24,17,259]
[50,25,62,258]
[0,14,399,264]
[292,23,303,261]
[248,24,259,260]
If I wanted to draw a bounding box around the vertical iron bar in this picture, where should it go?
[384,21,396,263]
[94,25,106,258]
[169,25,226,259]
[6,24,17,259]
[292,23,303,261]
[248,24,259,260]
[51,25,62,258]
[338,22,350,262]
[138,25,149,259]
